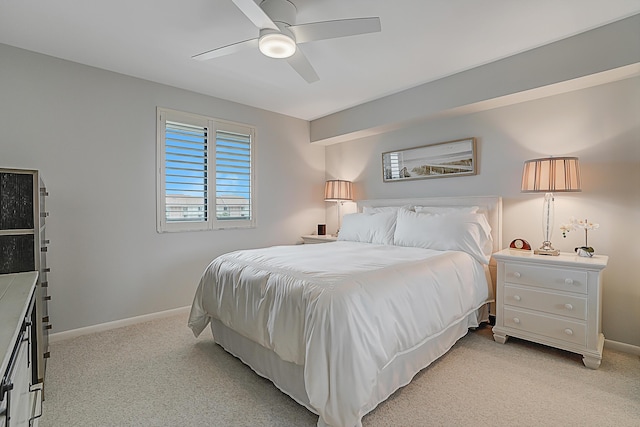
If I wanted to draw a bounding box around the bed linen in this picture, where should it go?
[188,241,490,427]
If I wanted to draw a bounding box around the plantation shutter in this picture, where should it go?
[215,129,252,221]
[164,120,208,224]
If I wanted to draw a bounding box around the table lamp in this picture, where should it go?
[324,180,353,236]
[521,157,581,256]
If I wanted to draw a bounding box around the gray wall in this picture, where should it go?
[0,44,326,333]
[325,77,640,347]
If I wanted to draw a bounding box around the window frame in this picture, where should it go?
[156,107,256,233]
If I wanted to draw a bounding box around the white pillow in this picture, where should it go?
[338,211,396,245]
[362,204,412,214]
[393,209,493,264]
[414,205,479,214]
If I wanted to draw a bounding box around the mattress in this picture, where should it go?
[189,241,490,427]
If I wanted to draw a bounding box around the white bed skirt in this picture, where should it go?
[210,304,488,427]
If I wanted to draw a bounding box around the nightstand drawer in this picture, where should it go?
[505,263,587,294]
[504,285,587,320]
[503,307,586,346]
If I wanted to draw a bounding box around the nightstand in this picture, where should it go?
[301,235,337,244]
[492,249,608,369]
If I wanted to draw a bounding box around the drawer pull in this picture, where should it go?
[513,272,521,278]
[513,317,520,324]
[513,295,521,302]
[565,278,574,285]
[564,303,573,310]
[564,328,573,336]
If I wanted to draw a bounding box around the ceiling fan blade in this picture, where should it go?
[192,38,259,61]
[289,17,381,44]
[231,0,279,31]
[286,49,319,83]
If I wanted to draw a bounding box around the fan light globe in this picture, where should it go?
[259,33,296,58]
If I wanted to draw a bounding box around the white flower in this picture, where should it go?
[560,223,573,234]
[568,217,599,231]
[560,216,599,247]
[561,217,579,237]
[584,221,600,231]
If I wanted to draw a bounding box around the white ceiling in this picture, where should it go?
[1,0,639,121]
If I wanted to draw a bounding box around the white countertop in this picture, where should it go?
[0,272,38,378]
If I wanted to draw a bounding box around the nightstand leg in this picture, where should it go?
[582,334,605,369]
[493,331,508,344]
[582,355,602,369]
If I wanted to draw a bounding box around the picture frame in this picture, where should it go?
[382,137,477,182]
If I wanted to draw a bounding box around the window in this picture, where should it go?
[156,108,255,232]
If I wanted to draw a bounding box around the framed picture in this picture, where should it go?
[382,137,477,182]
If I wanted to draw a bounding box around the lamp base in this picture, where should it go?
[534,241,559,256]
[534,248,560,256]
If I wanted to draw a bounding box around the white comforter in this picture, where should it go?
[188,241,489,427]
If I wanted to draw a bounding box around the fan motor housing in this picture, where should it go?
[260,0,296,25]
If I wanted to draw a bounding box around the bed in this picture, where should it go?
[189,196,502,427]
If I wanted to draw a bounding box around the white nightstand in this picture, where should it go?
[301,235,337,244]
[492,249,608,369]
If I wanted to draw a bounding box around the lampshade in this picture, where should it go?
[521,157,581,193]
[324,180,353,201]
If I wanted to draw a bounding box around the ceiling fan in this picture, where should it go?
[192,0,381,83]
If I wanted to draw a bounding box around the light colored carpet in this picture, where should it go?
[39,313,640,426]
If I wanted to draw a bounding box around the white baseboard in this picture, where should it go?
[604,338,640,356]
[49,305,191,343]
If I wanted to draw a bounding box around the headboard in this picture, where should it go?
[357,195,503,253]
